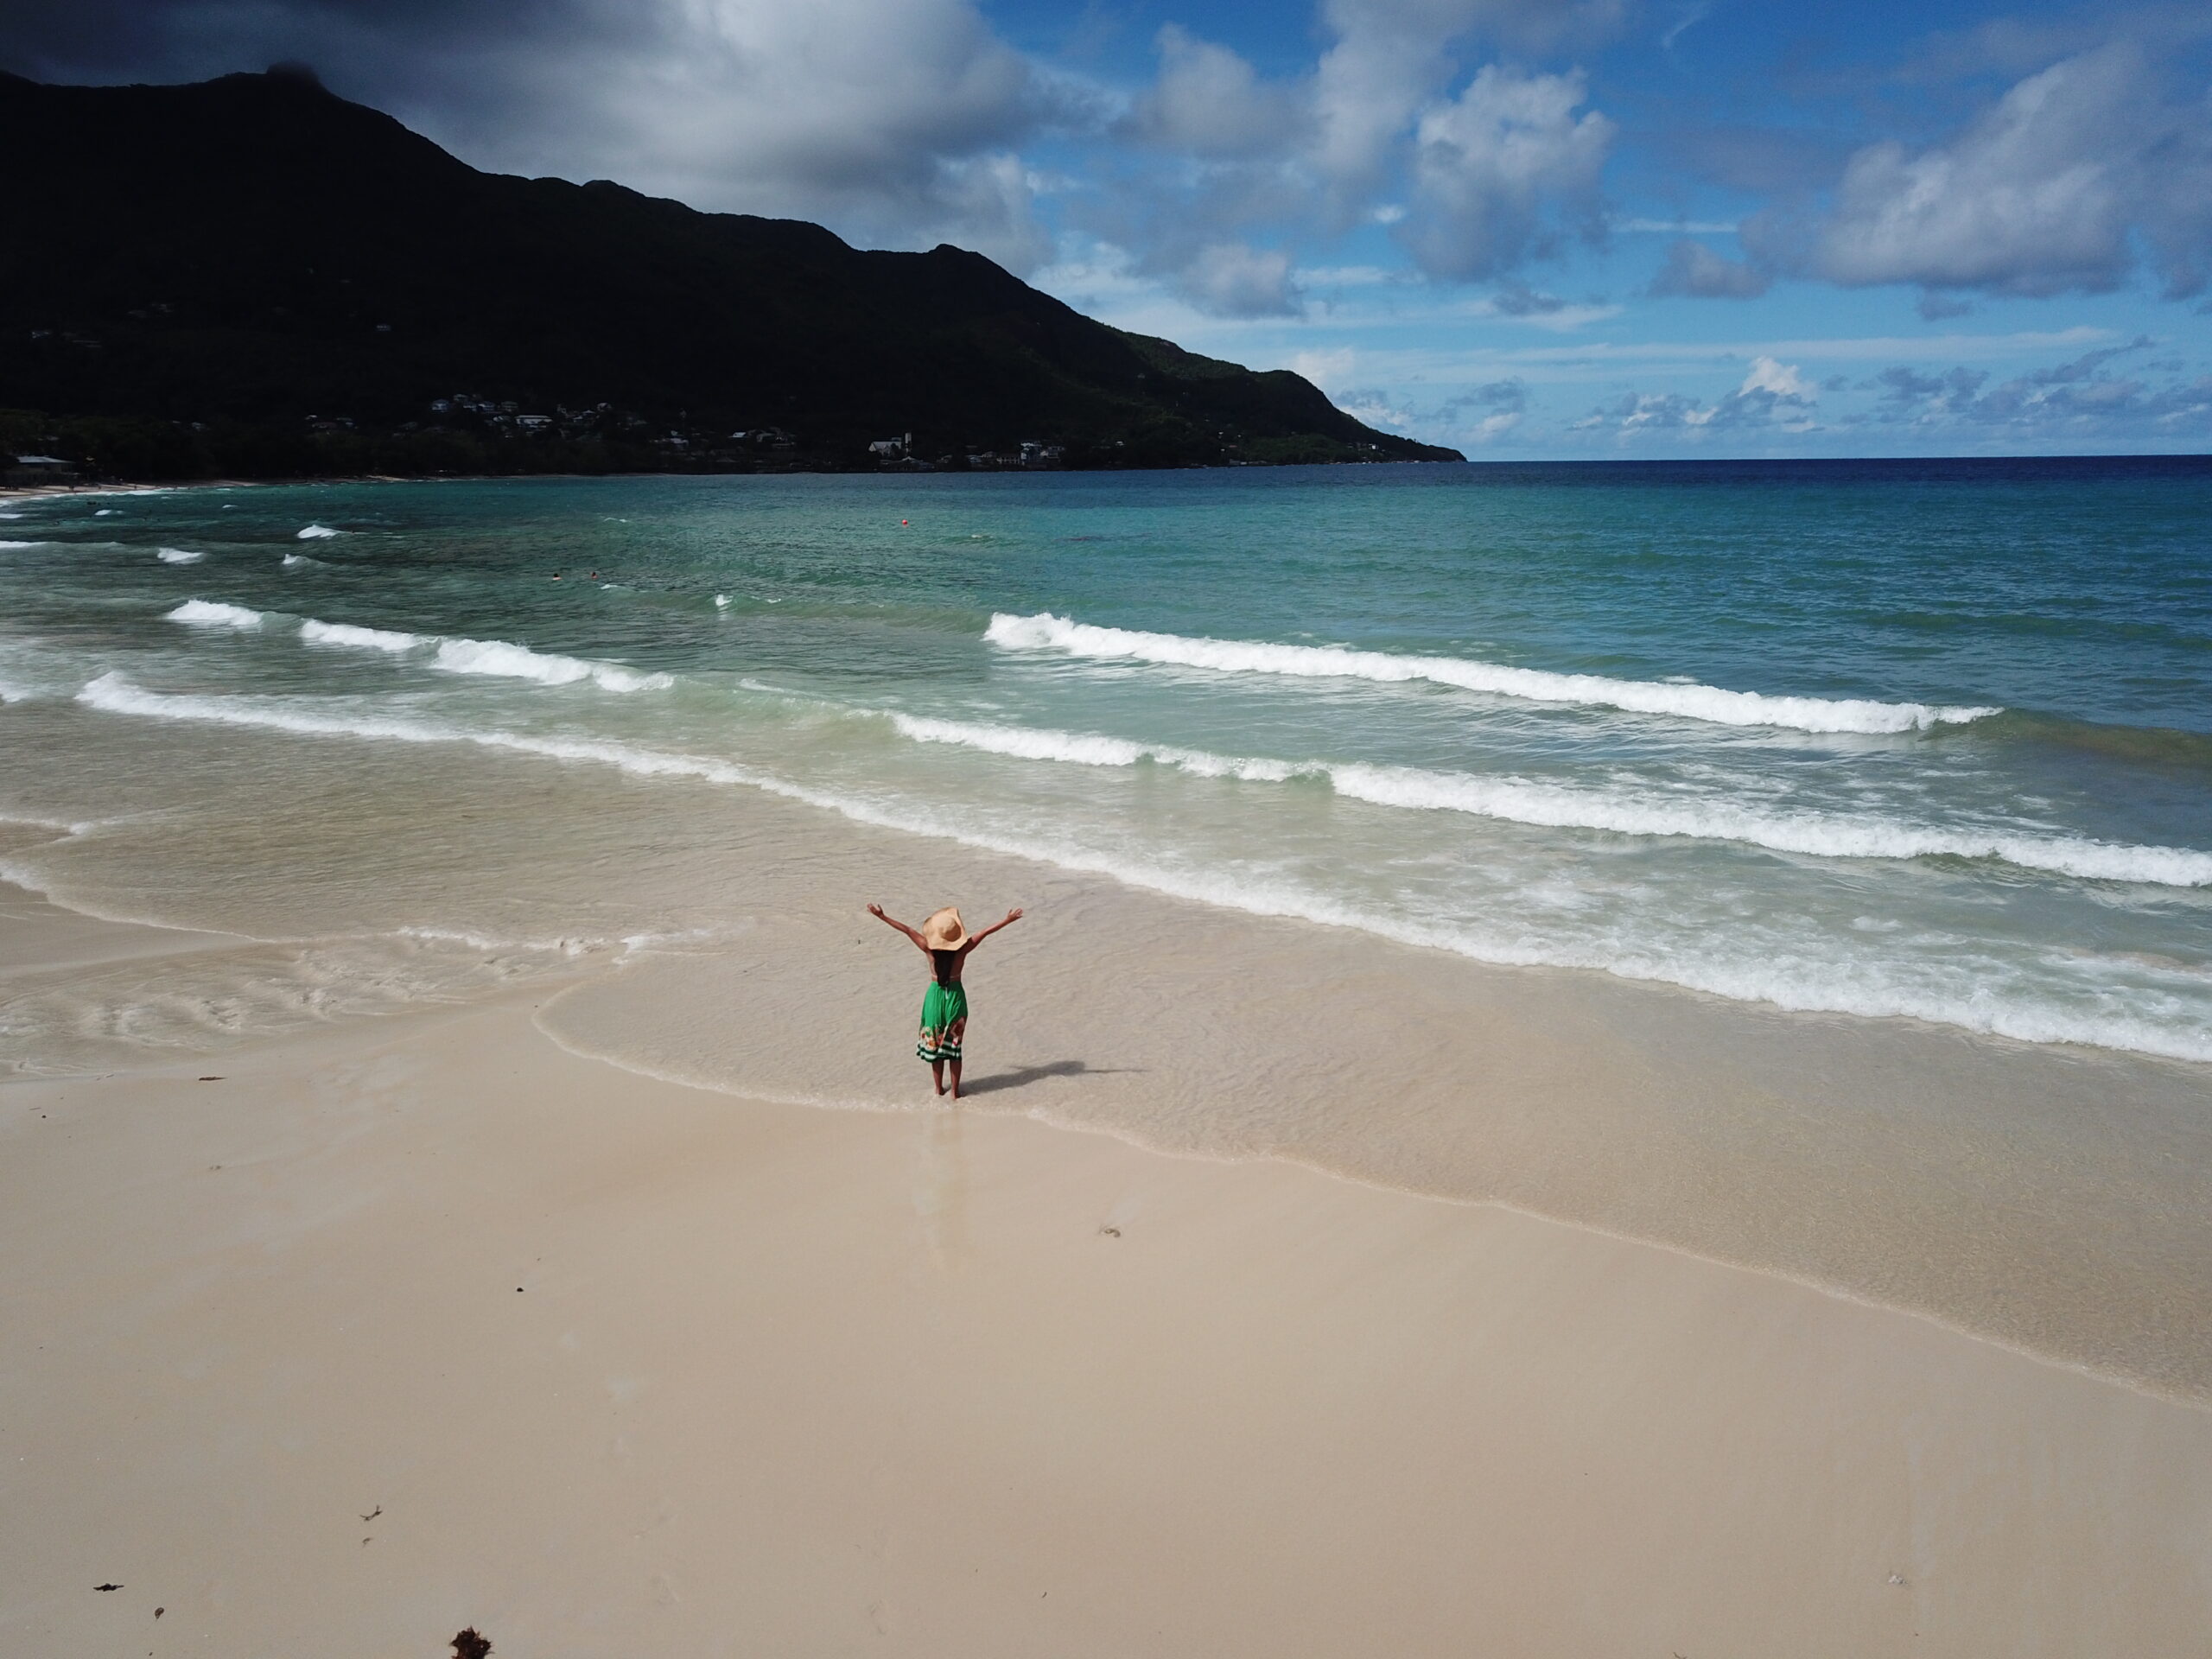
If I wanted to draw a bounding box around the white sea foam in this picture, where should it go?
[400,924,597,957]
[714,594,732,608]
[166,600,265,629]
[985,612,1999,734]
[887,712,2212,887]
[299,619,424,653]
[68,673,2211,1061]
[0,539,42,549]
[296,524,341,540]
[888,713,1303,780]
[156,547,204,564]
[282,552,326,569]
[1325,763,2212,887]
[431,637,672,693]
[161,603,664,690]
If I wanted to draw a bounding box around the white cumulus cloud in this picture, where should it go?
[1178,241,1304,316]
[1401,67,1613,281]
[1738,355,1811,397]
[1795,41,2212,300]
[1123,26,1303,160]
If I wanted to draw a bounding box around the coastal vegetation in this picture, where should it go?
[0,67,1459,480]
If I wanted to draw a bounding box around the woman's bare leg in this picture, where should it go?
[930,1058,946,1096]
[949,1058,963,1100]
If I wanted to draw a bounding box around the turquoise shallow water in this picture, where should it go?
[3,458,2209,1060]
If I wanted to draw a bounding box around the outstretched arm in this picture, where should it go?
[866,903,931,955]
[959,907,1025,954]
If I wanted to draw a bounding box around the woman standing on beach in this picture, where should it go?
[867,902,1022,1099]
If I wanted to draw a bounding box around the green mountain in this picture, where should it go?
[0,67,1459,476]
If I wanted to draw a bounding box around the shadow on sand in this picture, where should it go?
[957,1058,1137,1097]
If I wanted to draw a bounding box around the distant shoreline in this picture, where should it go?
[1,458,1436,503]
[11,451,2209,505]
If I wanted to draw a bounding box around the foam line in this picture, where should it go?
[985,612,1998,734]
[69,672,2212,1063]
[887,712,2212,886]
[156,547,204,564]
[161,605,669,693]
[888,713,1303,780]
[1325,763,2212,886]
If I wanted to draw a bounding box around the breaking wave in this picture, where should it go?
[429,637,672,692]
[886,712,2212,887]
[164,604,671,693]
[296,524,342,539]
[299,619,423,652]
[984,612,1999,734]
[297,612,669,690]
[166,600,265,628]
[156,547,204,564]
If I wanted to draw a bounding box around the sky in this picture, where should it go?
[10,0,2212,457]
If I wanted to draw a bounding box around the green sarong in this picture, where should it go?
[918,980,969,1062]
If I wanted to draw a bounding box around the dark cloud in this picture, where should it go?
[1875,365,1988,405]
[1915,291,1975,320]
[1859,340,2212,439]
[1488,283,1568,315]
[1446,377,1530,413]
[1648,238,1770,298]
[0,0,1065,270]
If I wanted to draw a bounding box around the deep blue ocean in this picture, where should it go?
[3,457,2209,1060]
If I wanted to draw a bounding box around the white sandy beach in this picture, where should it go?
[6,887,2212,1657]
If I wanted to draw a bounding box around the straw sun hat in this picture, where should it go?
[921,907,966,950]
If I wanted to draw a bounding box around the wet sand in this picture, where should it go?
[5,699,2209,1405]
[4,894,2212,1656]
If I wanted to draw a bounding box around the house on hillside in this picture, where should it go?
[7,454,78,485]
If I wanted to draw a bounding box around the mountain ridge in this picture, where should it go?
[0,68,1461,476]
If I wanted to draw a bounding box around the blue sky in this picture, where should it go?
[16,0,2212,456]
